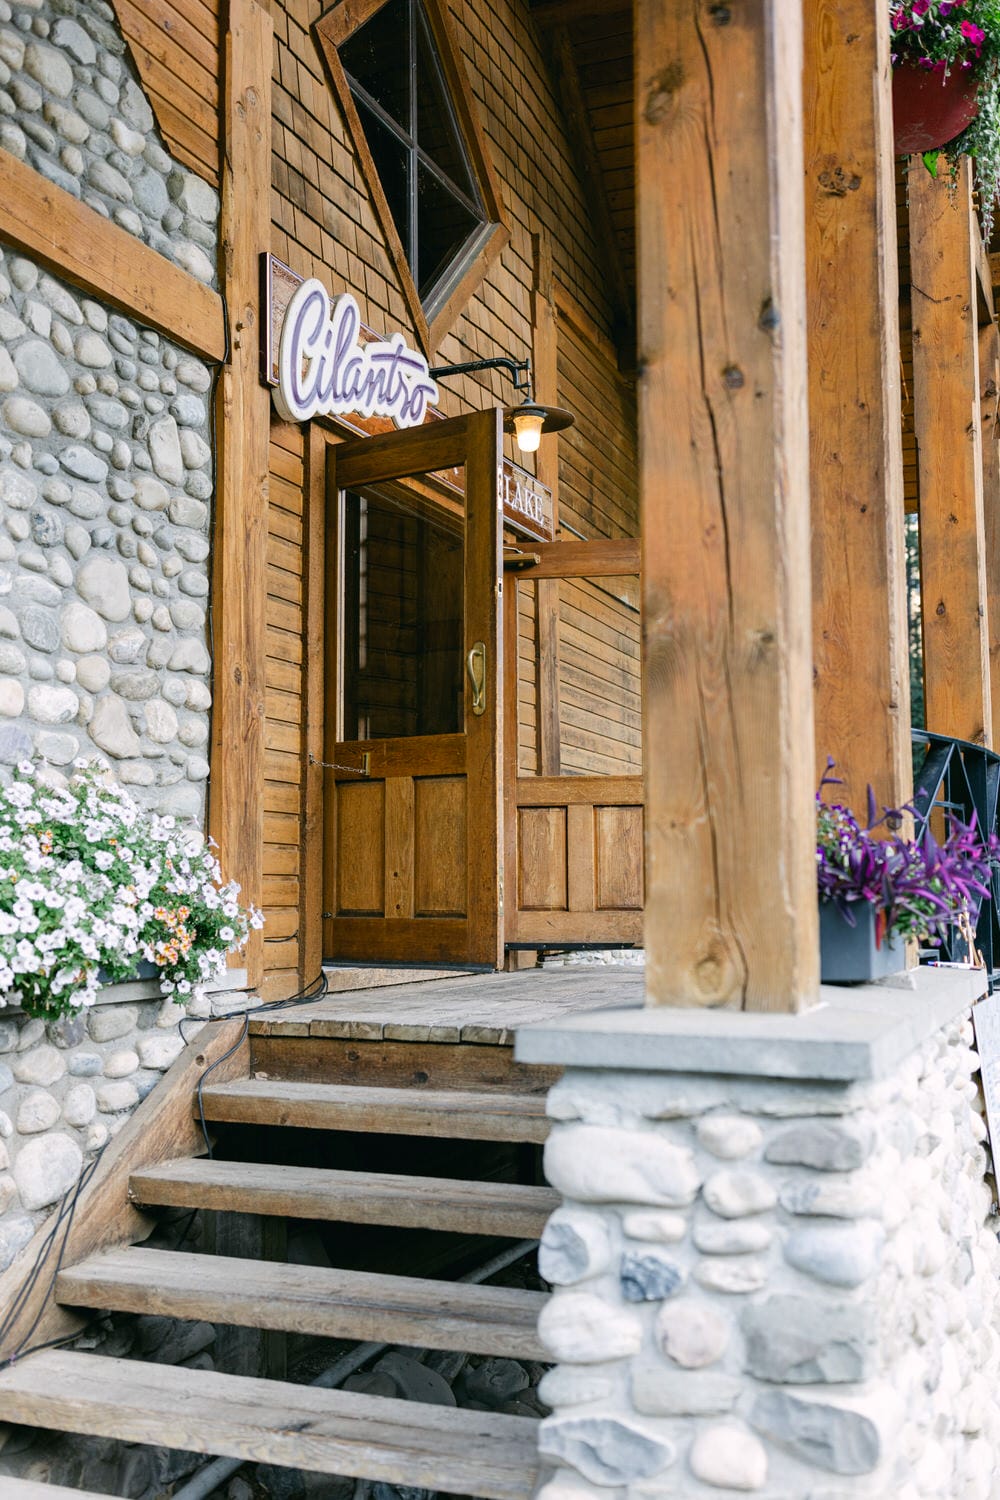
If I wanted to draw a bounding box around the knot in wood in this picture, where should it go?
[722,365,744,390]
[644,61,684,127]
[936,600,947,616]
[758,299,780,334]
[708,3,731,22]
[818,166,861,197]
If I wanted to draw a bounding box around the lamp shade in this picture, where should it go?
[503,401,575,453]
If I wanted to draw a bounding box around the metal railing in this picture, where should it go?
[911,729,1000,983]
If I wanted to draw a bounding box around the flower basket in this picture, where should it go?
[893,59,980,152]
[819,901,905,985]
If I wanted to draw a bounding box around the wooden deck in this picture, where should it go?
[252,966,645,1045]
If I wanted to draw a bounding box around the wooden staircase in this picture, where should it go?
[0,1011,558,1499]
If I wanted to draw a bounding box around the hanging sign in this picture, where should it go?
[272,277,438,428]
[262,256,554,541]
[500,460,554,543]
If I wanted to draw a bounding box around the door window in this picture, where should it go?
[341,487,464,740]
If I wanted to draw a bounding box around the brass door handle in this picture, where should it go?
[467,641,487,716]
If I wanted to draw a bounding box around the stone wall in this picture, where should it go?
[0,0,217,285]
[0,245,215,818]
[0,0,224,1269]
[525,986,1000,1498]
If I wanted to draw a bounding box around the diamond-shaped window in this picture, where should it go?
[317,0,508,349]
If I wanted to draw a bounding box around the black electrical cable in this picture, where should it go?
[4,967,330,1364]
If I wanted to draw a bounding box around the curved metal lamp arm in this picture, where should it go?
[429,354,532,401]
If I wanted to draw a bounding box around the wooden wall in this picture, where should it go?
[255,0,638,994]
[114,0,221,184]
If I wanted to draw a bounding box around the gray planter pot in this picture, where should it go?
[819,901,904,984]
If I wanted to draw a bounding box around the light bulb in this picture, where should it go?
[513,410,544,453]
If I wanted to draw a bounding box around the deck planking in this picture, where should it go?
[253,965,644,1045]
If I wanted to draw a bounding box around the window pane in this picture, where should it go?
[355,97,411,257]
[340,0,410,129]
[416,161,479,300]
[342,489,464,740]
[415,4,479,204]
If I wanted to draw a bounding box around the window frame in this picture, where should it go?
[315,0,509,354]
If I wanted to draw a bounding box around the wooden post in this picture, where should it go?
[910,158,992,746]
[980,321,1000,748]
[209,0,273,989]
[805,0,911,816]
[636,0,817,1011]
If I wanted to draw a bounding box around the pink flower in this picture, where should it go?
[911,0,929,13]
[960,19,986,45]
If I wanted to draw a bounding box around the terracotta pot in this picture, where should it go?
[893,60,980,154]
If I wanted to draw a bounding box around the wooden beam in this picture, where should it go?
[531,228,559,520]
[637,0,817,1011]
[976,232,995,327]
[910,157,992,745]
[805,0,911,817]
[530,0,630,25]
[209,0,273,991]
[981,321,1000,748]
[547,26,633,358]
[0,148,224,362]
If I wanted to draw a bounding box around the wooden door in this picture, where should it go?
[503,539,644,948]
[324,410,503,967]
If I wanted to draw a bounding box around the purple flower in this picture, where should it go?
[816,765,998,947]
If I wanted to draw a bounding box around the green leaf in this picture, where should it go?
[923,149,941,178]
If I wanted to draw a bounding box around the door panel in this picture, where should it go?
[504,541,644,948]
[324,410,503,967]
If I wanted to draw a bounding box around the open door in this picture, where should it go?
[323,409,503,968]
[503,538,644,949]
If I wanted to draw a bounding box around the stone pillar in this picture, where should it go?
[517,969,998,1498]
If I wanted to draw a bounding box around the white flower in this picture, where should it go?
[218,926,235,944]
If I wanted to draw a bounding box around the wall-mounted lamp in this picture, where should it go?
[428,354,575,456]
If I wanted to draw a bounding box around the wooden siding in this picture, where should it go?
[263,425,308,1000]
[259,0,639,992]
[556,299,638,539]
[113,0,221,186]
[516,577,639,777]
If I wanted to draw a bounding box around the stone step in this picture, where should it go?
[57,1245,547,1359]
[0,1350,540,1500]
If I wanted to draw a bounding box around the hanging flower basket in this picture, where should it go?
[892,59,980,154]
[819,901,904,985]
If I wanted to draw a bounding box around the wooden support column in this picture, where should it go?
[209,0,273,990]
[637,0,817,1011]
[805,0,910,815]
[980,321,1000,748]
[910,158,992,745]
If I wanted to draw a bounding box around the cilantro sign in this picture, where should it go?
[272,277,438,428]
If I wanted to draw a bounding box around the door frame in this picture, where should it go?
[318,409,505,969]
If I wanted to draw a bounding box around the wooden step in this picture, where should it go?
[198,1079,551,1142]
[129,1158,559,1237]
[57,1246,548,1359]
[0,1350,540,1500]
[0,1483,127,1499]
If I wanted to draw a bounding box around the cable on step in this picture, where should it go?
[0,1150,102,1366]
[1,971,331,1363]
[183,969,330,1159]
